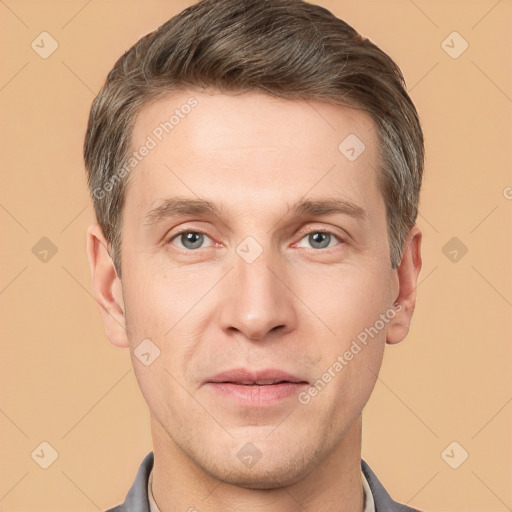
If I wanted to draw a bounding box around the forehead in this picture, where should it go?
[126,90,382,221]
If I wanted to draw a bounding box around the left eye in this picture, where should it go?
[295,231,341,250]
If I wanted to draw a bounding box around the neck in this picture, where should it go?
[151,415,364,512]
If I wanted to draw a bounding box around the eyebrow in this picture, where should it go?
[143,196,366,227]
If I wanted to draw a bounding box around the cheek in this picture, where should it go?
[121,265,204,388]
[122,262,187,338]
[297,261,390,401]
[301,261,392,342]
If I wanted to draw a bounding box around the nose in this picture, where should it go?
[218,249,298,341]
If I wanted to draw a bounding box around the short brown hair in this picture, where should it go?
[84,0,424,277]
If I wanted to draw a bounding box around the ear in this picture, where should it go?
[86,223,129,348]
[386,225,422,345]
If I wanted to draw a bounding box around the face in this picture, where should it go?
[88,90,420,488]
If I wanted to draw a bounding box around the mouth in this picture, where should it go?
[204,368,308,386]
[203,368,308,406]
[224,380,296,386]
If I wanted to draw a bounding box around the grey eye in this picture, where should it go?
[308,232,331,249]
[172,231,212,250]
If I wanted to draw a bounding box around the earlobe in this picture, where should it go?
[386,225,422,345]
[86,223,130,348]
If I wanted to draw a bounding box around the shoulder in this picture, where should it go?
[104,452,154,512]
[361,459,422,512]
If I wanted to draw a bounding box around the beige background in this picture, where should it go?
[1,0,511,510]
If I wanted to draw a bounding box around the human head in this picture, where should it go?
[85,0,424,499]
[83,0,424,278]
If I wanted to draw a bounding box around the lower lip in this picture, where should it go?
[204,382,308,407]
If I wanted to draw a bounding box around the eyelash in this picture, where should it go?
[167,227,345,252]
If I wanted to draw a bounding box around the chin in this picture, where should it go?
[198,446,318,490]
[210,464,310,490]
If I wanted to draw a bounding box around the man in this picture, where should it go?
[84,0,424,510]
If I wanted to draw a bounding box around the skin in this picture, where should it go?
[87,90,422,512]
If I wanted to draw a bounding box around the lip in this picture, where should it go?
[203,368,308,386]
[202,368,309,407]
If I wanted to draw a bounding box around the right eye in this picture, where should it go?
[168,230,214,251]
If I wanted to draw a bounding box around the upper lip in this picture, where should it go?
[203,368,308,385]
